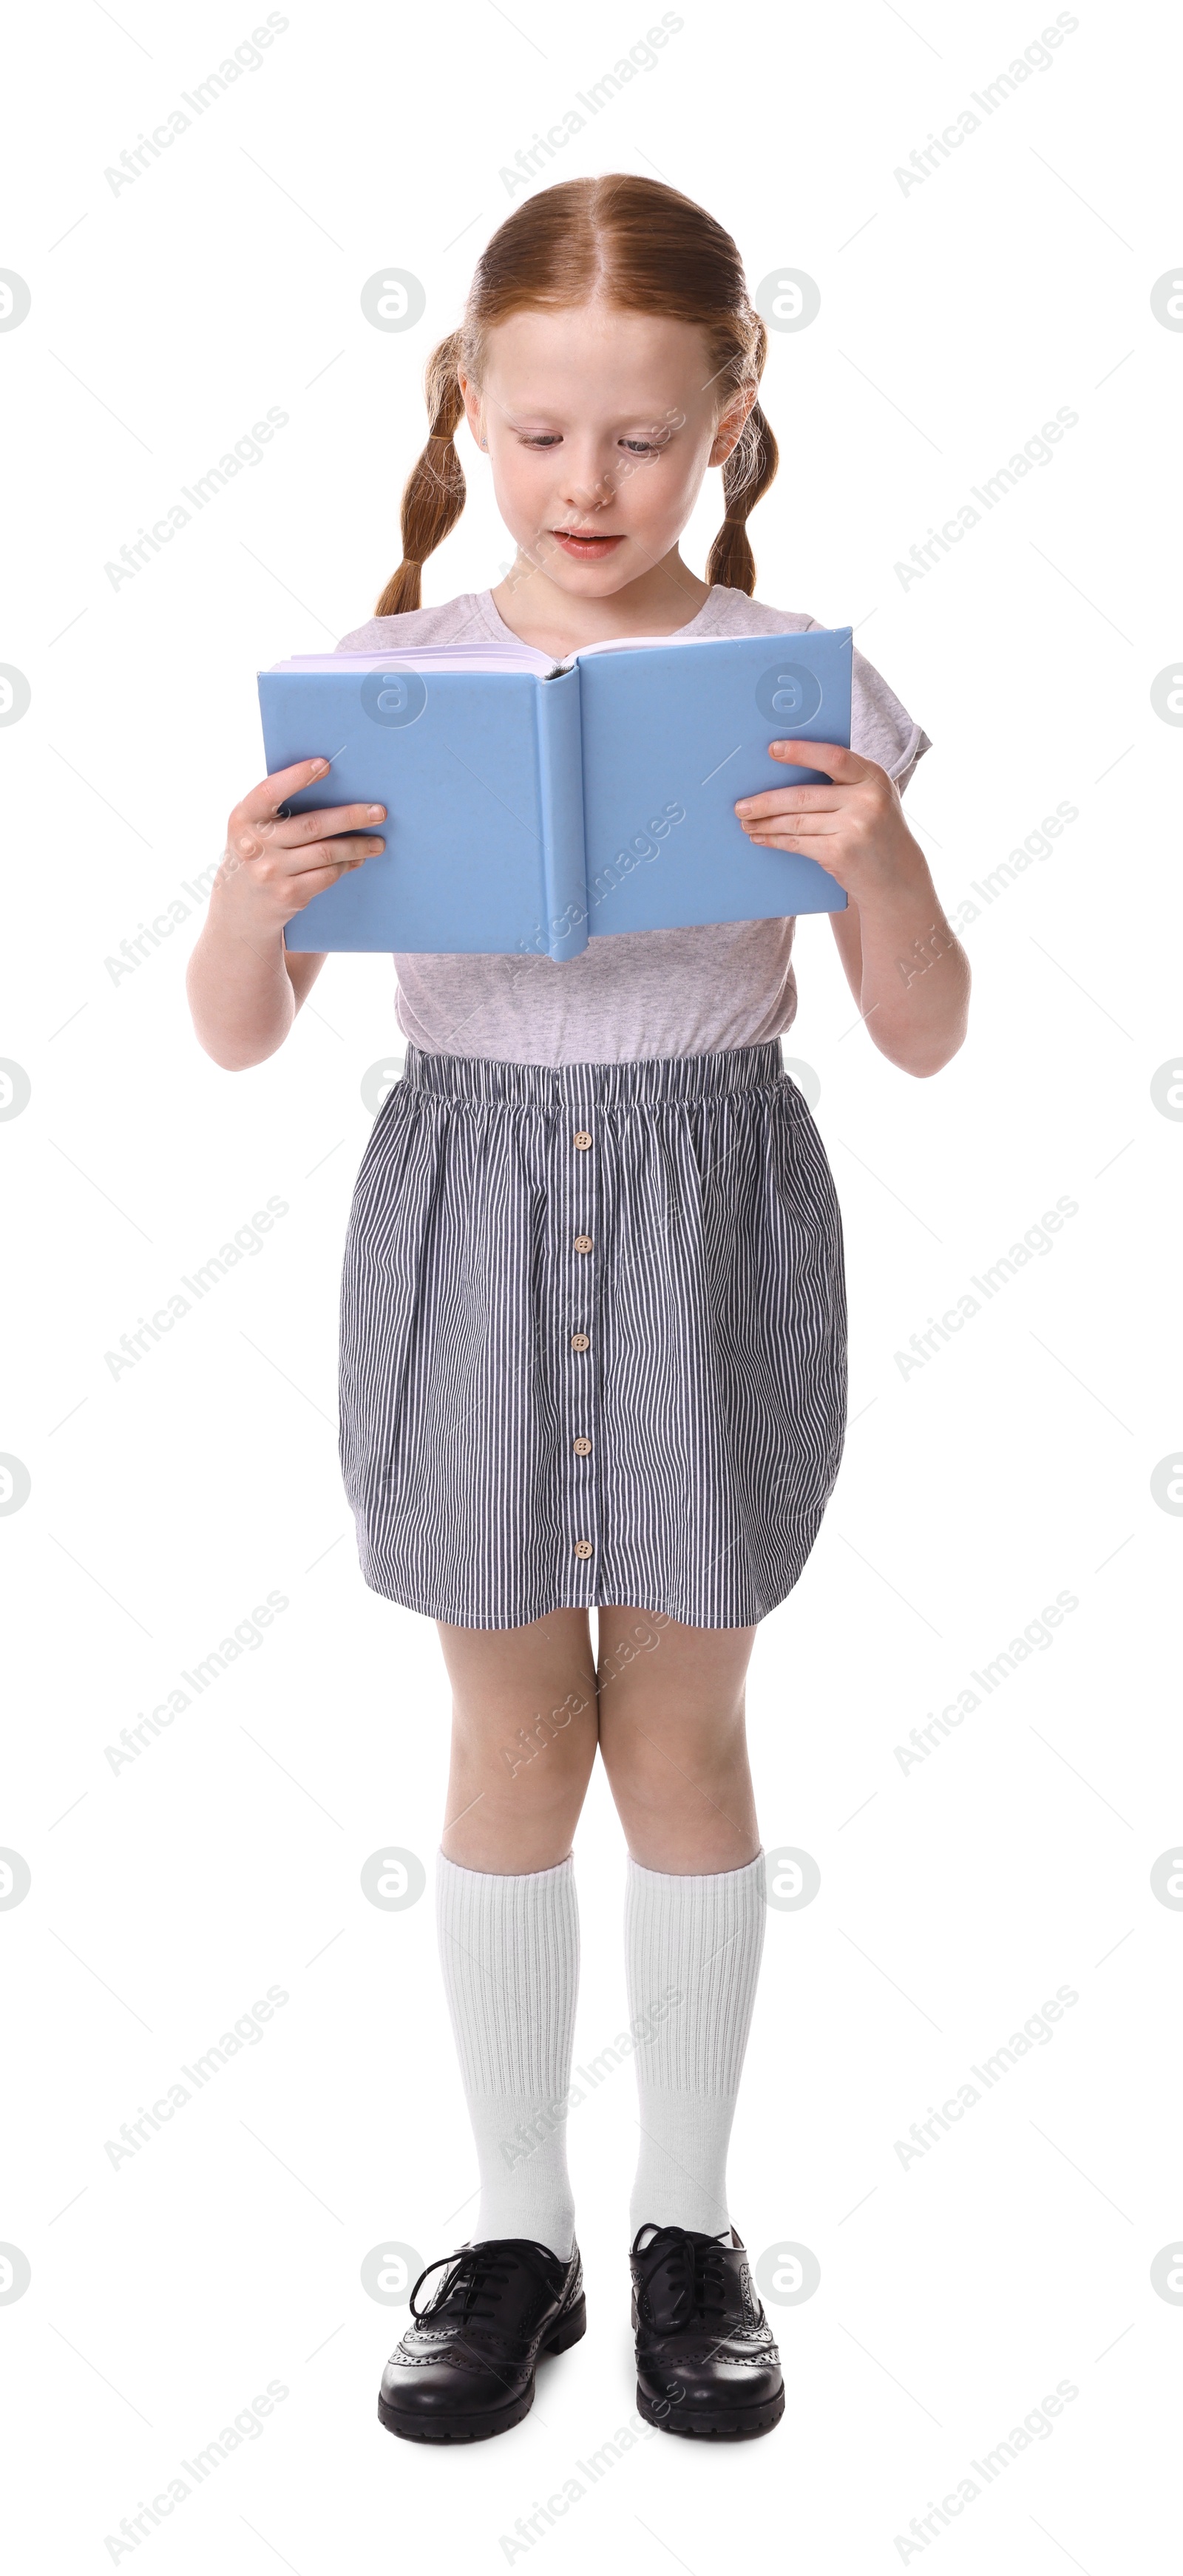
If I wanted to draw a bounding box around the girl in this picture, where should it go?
[187,174,969,2447]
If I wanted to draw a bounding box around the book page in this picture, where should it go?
[266,641,560,678]
[572,632,752,659]
[265,634,764,680]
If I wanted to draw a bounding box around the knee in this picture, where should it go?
[455,1684,597,1795]
[501,1711,589,1795]
[600,1705,746,1798]
[600,1741,679,1827]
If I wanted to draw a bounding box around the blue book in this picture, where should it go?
[257,625,851,958]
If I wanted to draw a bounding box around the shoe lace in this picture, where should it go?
[409,2238,561,2329]
[636,2225,733,2328]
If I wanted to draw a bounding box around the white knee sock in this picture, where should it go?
[625,1850,767,2241]
[435,1852,579,2260]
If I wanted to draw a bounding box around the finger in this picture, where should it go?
[287,854,373,903]
[281,834,384,876]
[268,801,387,848]
[746,815,844,840]
[748,830,844,855]
[736,786,846,822]
[237,757,336,824]
[767,740,869,784]
[228,833,383,885]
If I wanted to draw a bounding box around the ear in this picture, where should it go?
[708,383,757,468]
[458,371,485,449]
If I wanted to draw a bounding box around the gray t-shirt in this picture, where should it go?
[335,585,930,1064]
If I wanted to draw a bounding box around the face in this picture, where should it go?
[460,303,753,599]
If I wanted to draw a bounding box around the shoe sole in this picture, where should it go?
[636,2379,785,2440]
[378,2293,587,2444]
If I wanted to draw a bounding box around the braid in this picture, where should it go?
[706,318,778,595]
[375,331,467,616]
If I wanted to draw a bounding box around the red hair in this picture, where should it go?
[376,174,777,616]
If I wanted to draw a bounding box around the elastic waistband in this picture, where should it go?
[401,1039,784,1109]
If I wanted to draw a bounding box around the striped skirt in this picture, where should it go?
[338,1040,847,1630]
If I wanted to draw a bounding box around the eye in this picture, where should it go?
[620,439,660,454]
[521,433,563,447]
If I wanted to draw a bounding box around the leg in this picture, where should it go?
[433,1610,598,2260]
[594,1608,759,1872]
[438,1606,599,1872]
[596,1608,767,2243]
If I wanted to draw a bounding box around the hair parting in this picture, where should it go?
[375,174,777,616]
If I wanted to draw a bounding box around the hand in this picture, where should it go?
[217,758,387,932]
[734,741,921,906]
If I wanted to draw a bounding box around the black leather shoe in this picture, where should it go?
[631,2223,784,2439]
[378,2237,586,2443]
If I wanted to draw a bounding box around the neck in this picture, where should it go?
[490,546,711,657]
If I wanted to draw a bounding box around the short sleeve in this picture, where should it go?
[804,616,931,793]
[851,642,931,792]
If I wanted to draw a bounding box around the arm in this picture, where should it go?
[186,758,387,1071]
[735,744,969,1078]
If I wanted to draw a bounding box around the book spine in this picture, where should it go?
[535,666,589,961]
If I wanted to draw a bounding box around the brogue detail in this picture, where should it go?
[378,2238,585,2444]
[630,2223,785,2441]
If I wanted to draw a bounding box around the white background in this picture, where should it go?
[3,0,1181,2567]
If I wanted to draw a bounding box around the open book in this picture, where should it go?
[257,625,852,958]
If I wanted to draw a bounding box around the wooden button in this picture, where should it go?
[574,1234,593,1254]
[574,1539,593,1559]
[573,1436,592,1456]
[570,1333,590,1352]
[574,1130,592,1149]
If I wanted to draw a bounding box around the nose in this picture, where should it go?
[555,444,617,517]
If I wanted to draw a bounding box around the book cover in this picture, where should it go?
[257,626,852,958]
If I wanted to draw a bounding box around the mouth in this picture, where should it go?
[548,529,626,561]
